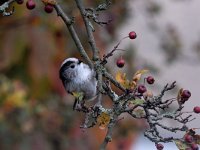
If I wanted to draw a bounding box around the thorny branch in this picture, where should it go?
[2,0,199,150]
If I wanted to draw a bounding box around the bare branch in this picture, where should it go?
[0,0,15,16]
[54,3,93,67]
[103,71,126,92]
[100,114,118,150]
[74,0,99,61]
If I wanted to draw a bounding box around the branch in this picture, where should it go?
[100,114,118,150]
[103,71,126,92]
[101,37,128,65]
[0,0,15,16]
[74,0,99,61]
[155,81,176,102]
[54,3,93,67]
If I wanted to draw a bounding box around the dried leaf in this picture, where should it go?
[174,140,189,150]
[116,71,126,84]
[97,112,110,130]
[115,71,136,89]
[194,134,200,145]
[130,99,145,105]
[133,109,145,118]
[143,90,154,99]
[133,69,149,82]
[177,88,183,104]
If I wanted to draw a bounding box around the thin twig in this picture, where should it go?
[74,0,99,61]
[54,3,93,67]
[101,37,128,65]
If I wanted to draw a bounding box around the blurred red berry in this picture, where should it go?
[129,31,137,39]
[116,57,125,68]
[26,0,35,10]
[146,76,155,84]
[16,0,24,4]
[181,90,191,99]
[156,143,164,150]
[44,4,54,13]
[184,134,194,143]
[191,143,199,150]
[193,106,200,114]
[138,84,147,94]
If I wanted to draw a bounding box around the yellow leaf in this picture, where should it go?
[133,69,149,82]
[116,71,126,83]
[115,71,136,89]
[97,112,111,130]
[177,88,183,104]
[174,140,189,150]
[194,134,200,145]
[135,69,149,75]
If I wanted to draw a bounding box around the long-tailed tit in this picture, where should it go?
[59,58,97,109]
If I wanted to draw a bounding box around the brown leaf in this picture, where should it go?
[194,134,200,145]
[133,69,149,82]
[177,88,183,105]
[133,109,145,118]
[115,71,136,89]
[97,112,111,130]
[174,140,189,150]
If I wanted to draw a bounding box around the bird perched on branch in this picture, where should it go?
[59,57,97,109]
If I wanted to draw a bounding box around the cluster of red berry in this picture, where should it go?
[184,133,199,150]
[16,0,54,13]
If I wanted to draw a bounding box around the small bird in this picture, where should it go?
[59,58,97,109]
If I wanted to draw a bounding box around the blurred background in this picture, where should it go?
[0,0,200,150]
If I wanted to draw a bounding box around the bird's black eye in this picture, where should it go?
[70,65,75,69]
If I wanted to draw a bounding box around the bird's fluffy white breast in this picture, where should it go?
[76,63,92,82]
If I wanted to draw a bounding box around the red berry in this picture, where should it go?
[181,90,191,99]
[116,57,125,68]
[146,76,155,84]
[138,84,147,94]
[44,4,54,13]
[193,106,200,114]
[16,0,24,4]
[156,143,164,150]
[191,143,199,150]
[184,134,194,143]
[129,31,137,39]
[26,0,35,10]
